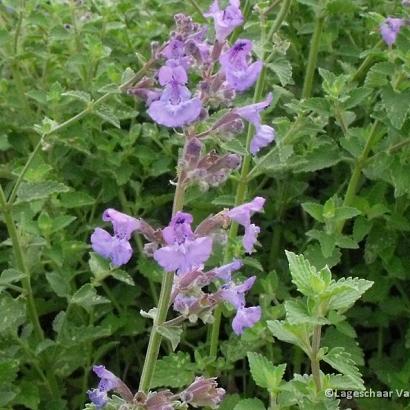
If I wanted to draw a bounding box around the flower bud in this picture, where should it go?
[180,377,225,409]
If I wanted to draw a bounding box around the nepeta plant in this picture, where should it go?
[85,2,273,408]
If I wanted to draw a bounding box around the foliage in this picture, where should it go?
[0,0,409,409]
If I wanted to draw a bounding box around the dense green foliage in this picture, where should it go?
[0,0,410,409]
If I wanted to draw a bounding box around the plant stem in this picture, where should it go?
[335,120,379,233]
[138,141,187,393]
[209,0,293,360]
[310,325,322,392]
[350,40,383,84]
[0,185,44,341]
[302,10,325,99]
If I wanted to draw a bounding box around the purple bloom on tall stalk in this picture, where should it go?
[91,209,139,266]
[148,64,202,128]
[219,39,263,91]
[154,212,213,274]
[204,0,244,42]
[227,196,265,253]
[235,93,275,154]
[380,17,405,46]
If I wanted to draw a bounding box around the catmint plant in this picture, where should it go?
[85,2,273,408]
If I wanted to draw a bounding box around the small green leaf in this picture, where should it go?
[266,57,293,86]
[233,398,266,410]
[60,191,95,208]
[267,320,312,354]
[62,90,91,103]
[323,347,364,390]
[247,352,286,392]
[381,85,410,129]
[95,105,121,128]
[151,352,195,389]
[111,270,135,286]
[302,202,324,222]
[71,284,109,312]
[156,325,183,351]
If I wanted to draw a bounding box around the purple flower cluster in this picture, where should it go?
[128,1,275,157]
[88,366,225,409]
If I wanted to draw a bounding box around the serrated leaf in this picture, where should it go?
[233,398,266,410]
[333,206,361,222]
[220,138,247,156]
[323,347,364,389]
[151,352,195,389]
[0,269,26,288]
[89,252,111,282]
[302,202,324,222]
[267,57,293,86]
[285,251,317,296]
[16,181,69,202]
[95,105,121,128]
[71,284,109,311]
[381,85,410,130]
[267,320,312,354]
[62,90,91,103]
[60,191,95,208]
[0,295,26,334]
[285,300,329,325]
[46,271,71,298]
[327,277,373,311]
[111,270,135,286]
[156,325,183,351]
[247,352,286,392]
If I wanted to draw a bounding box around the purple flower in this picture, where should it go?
[227,197,265,253]
[88,388,108,409]
[219,39,263,92]
[148,65,202,128]
[180,377,225,408]
[235,93,275,154]
[218,276,256,309]
[380,17,405,46]
[205,0,244,42]
[213,259,243,281]
[91,209,139,266]
[154,212,213,273]
[232,306,261,335]
[88,365,121,408]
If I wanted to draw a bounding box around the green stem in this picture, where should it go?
[350,40,383,84]
[310,325,322,392]
[209,0,293,361]
[138,141,187,393]
[0,185,44,341]
[335,121,379,233]
[302,11,325,99]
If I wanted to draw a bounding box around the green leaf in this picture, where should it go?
[327,277,373,311]
[267,57,293,86]
[285,251,319,296]
[381,85,410,129]
[302,202,324,222]
[0,269,26,290]
[13,381,40,410]
[267,320,311,354]
[95,105,121,128]
[46,271,71,298]
[333,206,361,222]
[156,325,183,351]
[60,191,95,208]
[285,300,329,325]
[220,138,247,156]
[233,398,266,410]
[247,352,286,392]
[151,352,195,389]
[364,62,394,88]
[16,181,70,202]
[89,252,111,282]
[0,295,26,334]
[322,347,364,390]
[71,284,109,312]
[111,270,135,286]
[62,90,91,103]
